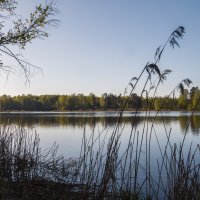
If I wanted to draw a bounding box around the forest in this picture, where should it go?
[0,87,199,111]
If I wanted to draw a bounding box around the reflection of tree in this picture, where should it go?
[1,114,200,135]
[0,114,143,128]
[178,115,200,135]
[178,116,189,132]
[190,115,200,135]
[0,114,174,129]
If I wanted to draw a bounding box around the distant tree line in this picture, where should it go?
[0,87,199,111]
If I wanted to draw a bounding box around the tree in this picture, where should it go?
[0,0,58,81]
[88,93,99,109]
[192,89,200,110]
[58,95,69,110]
[178,89,189,110]
[154,97,162,110]
[190,87,198,100]
[128,93,142,110]
[100,93,107,109]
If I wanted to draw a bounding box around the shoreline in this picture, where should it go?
[0,110,199,114]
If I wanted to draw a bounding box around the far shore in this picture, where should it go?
[0,110,198,114]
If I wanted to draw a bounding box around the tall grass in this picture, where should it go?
[72,26,200,200]
[0,125,79,199]
[0,26,200,199]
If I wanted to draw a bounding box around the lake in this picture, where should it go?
[0,111,200,158]
[1,111,200,197]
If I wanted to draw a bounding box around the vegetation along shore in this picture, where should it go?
[0,87,199,111]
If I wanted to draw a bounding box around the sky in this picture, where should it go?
[0,0,200,96]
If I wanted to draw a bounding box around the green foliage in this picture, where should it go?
[0,0,58,80]
[178,89,189,110]
[154,98,162,110]
[0,92,199,111]
[192,89,200,110]
[128,93,142,109]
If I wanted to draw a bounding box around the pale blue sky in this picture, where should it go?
[0,0,200,96]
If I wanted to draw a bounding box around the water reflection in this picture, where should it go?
[0,112,200,135]
[191,115,200,134]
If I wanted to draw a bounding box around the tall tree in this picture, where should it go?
[178,89,189,110]
[192,89,200,110]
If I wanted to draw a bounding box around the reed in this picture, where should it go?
[0,125,79,199]
[72,26,200,200]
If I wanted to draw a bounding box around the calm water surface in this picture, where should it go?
[0,111,200,158]
[1,111,199,198]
